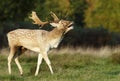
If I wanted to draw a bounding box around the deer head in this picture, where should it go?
[29,11,74,33]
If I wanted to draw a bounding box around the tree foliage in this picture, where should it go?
[70,0,87,26]
[30,0,73,22]
[84,0,120,32]
[0,0,35,22]
[31,0,87,26]
[0,0,86,26]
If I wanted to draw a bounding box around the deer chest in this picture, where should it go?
[49,38,62,48]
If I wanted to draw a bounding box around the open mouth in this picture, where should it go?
[67,22,74,31]
[68,22,74,28]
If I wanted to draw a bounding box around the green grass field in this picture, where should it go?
[0,52,120,81]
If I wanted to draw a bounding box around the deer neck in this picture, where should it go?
[47,28,65,48]
[49,27,65,39]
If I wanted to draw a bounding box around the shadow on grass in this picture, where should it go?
[63,64,85,69]
[104,71,120,76]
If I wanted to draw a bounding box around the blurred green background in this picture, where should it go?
[0,0,120,49]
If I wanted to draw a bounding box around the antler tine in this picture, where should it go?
[29,11,49,27]
[64,11,69,19]
[50,11,60,22]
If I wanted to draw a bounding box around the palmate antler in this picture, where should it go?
[29,11,60,27]
[29,11,49,27]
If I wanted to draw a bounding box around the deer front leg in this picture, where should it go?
[42,52,53,74]
[35,54,43,76]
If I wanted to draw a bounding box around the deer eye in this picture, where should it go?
[61,22,64,24]
[61,22,65,26]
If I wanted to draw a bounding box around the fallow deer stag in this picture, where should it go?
[7,11,73,76]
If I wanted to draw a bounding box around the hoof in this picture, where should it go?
[35,74,38,76]
[20,74,23,76]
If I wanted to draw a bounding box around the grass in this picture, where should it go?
[1,47,120,81]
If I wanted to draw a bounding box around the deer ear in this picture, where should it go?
[50,22,59,27]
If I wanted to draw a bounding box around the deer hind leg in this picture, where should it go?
[14,46,27,75]
[8,46,16,75]
[14,57,23,75]
[35,54,43,76]
[42,52,53,74]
